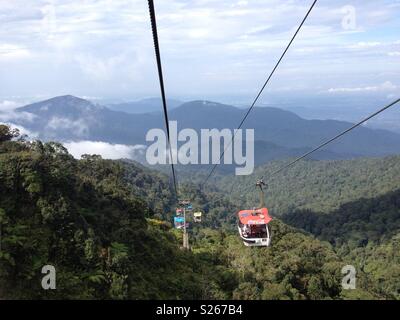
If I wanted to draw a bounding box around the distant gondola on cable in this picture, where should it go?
[237,180,272,247]
[174,216,185,229]
[193,212,202,223]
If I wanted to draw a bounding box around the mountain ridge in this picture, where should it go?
[107,97,183,114]
[9,95,400,160]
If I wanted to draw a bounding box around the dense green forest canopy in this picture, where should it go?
[282,189,400,247]
[0,124,399,300]
[207,156,400,215]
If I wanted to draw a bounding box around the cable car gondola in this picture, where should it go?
[174,216,185,229]
[237,180,272,247]
[193,212,202,223]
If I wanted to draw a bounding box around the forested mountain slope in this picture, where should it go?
[342,234,400,299]
[0,125,348,299]
[282,189,400,247]
[0,125,398,300]
[280,188,400,299]
[214,156,400,215]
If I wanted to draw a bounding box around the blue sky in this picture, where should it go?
[0,0,399,105]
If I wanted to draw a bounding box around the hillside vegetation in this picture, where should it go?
[214,156,400,215]
[0,125,399,299]
[282,189,400,247]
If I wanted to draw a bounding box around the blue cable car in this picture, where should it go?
[174,216,185,229]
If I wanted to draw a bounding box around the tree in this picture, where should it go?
[0,125,19,143]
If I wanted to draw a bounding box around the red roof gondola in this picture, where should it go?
[238,208,272,225]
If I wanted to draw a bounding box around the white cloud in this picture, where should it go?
[186,28,210,39]
[388,51,400,56]
[63,140,146,160]
[74,53,128,81]
[380,81,398,90]
[0,111,37,123]
[0,100,20,111]
[234,1,248,7]
[47,117,88,134]
[0,100,37,122]
[348,41,382,49]
[328,81,398,93]
[0,44,30,60]
[45,117,90,138]
[3,122,38,139]
[0,0,400,99]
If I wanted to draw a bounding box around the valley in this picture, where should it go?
[0,123,399,299]
[2,0,400,305]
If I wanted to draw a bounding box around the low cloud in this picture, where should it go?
[0,100,20,111]
[46,117,90,137]
[63,140,146,161]
[0,100,37,123]
[3,122,38,139]
[328,81,398,93]
[0,111,37,123]
[348,41,382,49]
[0,101,38,139]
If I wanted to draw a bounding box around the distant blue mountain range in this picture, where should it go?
[12,95,400,162]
